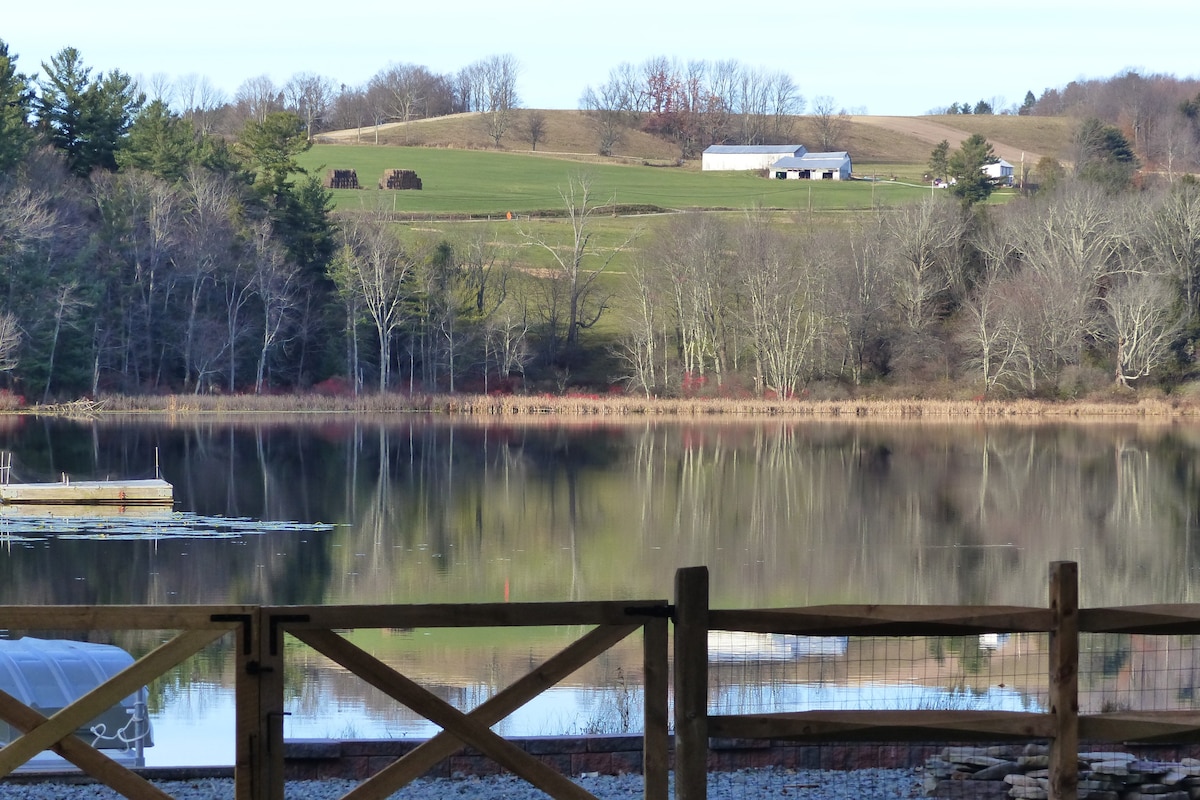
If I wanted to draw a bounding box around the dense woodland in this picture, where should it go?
[3,41,1200,401]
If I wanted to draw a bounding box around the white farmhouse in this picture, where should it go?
[983,158,1014,185]
[770,151,853,181]
[702,145,806,171]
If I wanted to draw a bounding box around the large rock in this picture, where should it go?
[969,761,1022,781]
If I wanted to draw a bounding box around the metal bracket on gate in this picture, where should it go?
[268,614,311,656]
[210,613,254,655]
[624,604,675,619]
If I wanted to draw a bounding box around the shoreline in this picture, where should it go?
[13,393,1200,420]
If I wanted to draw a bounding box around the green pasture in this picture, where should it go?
[298,145,936,216]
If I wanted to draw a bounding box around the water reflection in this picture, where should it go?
[2,416,1200,764]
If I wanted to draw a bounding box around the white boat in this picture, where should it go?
[0,637,152,771]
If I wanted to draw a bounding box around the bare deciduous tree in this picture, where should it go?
[40,281,88,401]
[614,253,660,397]
[1009,183,1126,365]
[234,75,280,124]
[367,63,453,143]
[329,213,415,391]
[580,74,631,156]
[809,96,849,151]
[737,213,823,397]
[957,274,1035,393]
[284,72,336,140]
[0,311,20,373]
[886,198,969,332]
[523,109,547,151]
[639,210,734,386]
[465,54,520,146]
[519,174,636,361]
[251,231,301,393]
[1105,273,1185,386]
[176,73,226,134]
[831,217,892,384]
[0,182,57,260]
[1143,182,1200,313]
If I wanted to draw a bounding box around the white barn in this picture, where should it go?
[983,158,1014,185]
[771,151,853,181]
[702,145,806,171]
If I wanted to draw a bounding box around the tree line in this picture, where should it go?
[615,178,1200,398]
[4,40,1200,401]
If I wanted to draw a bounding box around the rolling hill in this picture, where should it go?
[316,110,1075,170]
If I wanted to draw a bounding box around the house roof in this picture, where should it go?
[704,145,806,156]
[772,152,851,170]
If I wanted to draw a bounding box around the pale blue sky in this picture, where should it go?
[4,0,1199,115]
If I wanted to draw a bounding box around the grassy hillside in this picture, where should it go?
[925,114,1074,160]
[319,110,683,163]
[297,144,939,216]
[317,110,1075,171]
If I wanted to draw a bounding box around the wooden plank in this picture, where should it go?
[674,566,709,800]
[279,600,667,630]
[0,478,173,506]
[1049,561,1079,800]
[1080,604,1200,634]
[0,628,225,774]
[1080,712,1200,743]
[338,623,640,800]
[709,710,1055,741]
[643,616,670,800]
[0,605,253,631]
[708,606,1052,636]
[0,688,172,798]
[292,628,600,800]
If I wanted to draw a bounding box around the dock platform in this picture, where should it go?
[0,478,174,507]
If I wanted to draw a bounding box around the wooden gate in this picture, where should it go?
[0,601,669,800]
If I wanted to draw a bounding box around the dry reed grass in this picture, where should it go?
[29,393,1200,420]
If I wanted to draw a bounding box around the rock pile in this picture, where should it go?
[924,745,1200,799]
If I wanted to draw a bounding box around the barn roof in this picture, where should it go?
[772,152,851,170]
[703,145,806,155]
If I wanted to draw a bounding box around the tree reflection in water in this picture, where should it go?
[3,417,1200,764]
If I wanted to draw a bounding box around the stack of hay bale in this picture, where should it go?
[379,169,422,190]
[324,169,359,189]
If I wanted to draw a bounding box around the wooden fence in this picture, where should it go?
[0,601,670,800]
[4,563,1200,800]
[674,561,1200,800]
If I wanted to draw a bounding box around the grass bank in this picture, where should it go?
[32,393,1200,420]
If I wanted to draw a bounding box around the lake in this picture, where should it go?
[1,415,1197,765]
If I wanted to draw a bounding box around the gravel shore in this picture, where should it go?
[0,767,925,799]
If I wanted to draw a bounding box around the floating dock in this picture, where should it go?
[0,477,174,506]
[0,451,174,507]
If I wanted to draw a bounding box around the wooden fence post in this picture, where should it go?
[643,615,670,800]
[675,567,709,800]
[233,609,285,800]
[233,611,261,800]
[1049,561,1079,800]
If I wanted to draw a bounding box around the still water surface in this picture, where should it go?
[1,415,1198,765]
